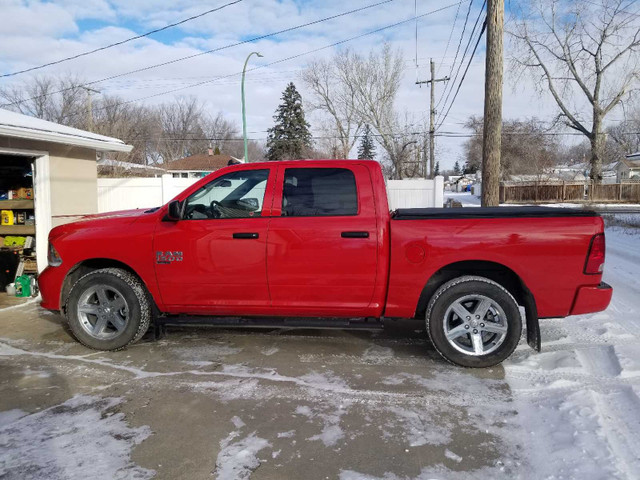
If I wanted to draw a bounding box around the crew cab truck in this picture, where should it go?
[38,160,613,367]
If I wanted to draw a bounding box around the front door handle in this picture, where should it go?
[341,231,370,238]
[233,232,259,239]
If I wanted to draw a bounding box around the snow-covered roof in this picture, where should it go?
[0,108,132,153]
[97,158,165,171]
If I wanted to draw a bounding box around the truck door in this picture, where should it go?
[266,165,379,315]
[153,167,275,313]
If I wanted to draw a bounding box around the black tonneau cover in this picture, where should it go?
[392,206,599,220]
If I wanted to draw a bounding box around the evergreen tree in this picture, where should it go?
[213,146,221,155]
[453,160,462,175]
[266,82,312,161]
[357,124,376,160]
[434,161,440,176]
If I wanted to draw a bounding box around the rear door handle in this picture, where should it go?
[233,232,259,239]
[341,231,369,238]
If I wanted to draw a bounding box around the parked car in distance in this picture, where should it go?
[39,160,612,367]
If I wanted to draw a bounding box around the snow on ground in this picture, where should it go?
[444,191,481,207]
[502,225,640,480]
[0,395,153,480]
[214,420,270,480]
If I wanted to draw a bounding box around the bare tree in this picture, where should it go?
[463,116,561,178]
[94,96,161,165]
[510,0,640,181]
[302,48,364,158]
[201,112,239,152]
[156,96,208,163]
[350,44,408,177]
[0,75,87,127]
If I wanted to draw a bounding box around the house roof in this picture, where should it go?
[621,157,640,168]
[97,158,165,172]
[165,153,237,171]
[0,108,132,153]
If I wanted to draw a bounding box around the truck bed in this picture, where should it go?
[392,206,599,220]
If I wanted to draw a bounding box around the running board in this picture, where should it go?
[153,316,384,338]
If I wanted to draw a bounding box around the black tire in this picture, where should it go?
[65,268,151,350]
[426,275,522,368]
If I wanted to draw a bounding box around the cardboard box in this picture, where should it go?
[11,188,33,200]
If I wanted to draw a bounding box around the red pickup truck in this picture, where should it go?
[39,160,612,367]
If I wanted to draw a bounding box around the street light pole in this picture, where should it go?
[241,51,263,162]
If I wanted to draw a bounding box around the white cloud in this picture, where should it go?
[0,0,603,169]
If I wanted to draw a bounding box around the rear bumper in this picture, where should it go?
[570,282,613,315]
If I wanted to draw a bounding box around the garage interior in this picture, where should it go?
[0,154,38,301]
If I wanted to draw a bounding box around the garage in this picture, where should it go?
[0,108,131,300]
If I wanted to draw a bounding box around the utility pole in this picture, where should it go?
[416,59,448,178]
[481,0,504,206]
[80,86,100,132]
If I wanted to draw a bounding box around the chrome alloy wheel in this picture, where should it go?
[443,294,508,356]
[76,284,130,340]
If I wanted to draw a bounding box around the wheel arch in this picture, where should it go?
[415,260,532,316]
[60,258,159,317]
[415,259,540,351]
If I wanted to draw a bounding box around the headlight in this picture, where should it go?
[48,242,62,267]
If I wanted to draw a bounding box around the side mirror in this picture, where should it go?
[238,197,259,211]
[166,200,183,221]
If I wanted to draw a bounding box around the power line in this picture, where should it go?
[435,0,474,110]
[436,0,485,118]
[130,129,639,142]
[1,0,396,108]
[436,0,463,76]
[57,1,466,121]
[436,17,487,130]
[0,0,244,78]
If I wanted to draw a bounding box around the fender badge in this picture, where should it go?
[156,251,183,264]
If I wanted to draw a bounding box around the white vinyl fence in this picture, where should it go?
[386,176,444,209]
[97,175,198,212]
[97,174,444,213]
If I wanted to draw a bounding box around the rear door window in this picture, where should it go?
[281,168,358,217]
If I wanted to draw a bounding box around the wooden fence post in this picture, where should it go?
[561,181,566,201]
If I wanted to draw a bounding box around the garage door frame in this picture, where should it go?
[0,147,51,273]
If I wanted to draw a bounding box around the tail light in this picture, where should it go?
[584,234,605,275]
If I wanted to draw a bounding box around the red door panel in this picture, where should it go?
[266,165,378,315]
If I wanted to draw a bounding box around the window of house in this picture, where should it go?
[281,168,358,217]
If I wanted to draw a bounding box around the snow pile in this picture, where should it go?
[503,226,640,479]
[0,395,153,479]
[213,418,270,480]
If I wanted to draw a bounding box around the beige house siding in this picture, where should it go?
[0,137,98,227]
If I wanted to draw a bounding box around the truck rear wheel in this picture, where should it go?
[426,276,522,367]
[65,268,151,351]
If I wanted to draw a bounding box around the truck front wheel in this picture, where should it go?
[426,276,522,367]
[65,268,151,350]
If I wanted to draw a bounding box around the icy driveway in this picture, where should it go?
[0,226,638,479]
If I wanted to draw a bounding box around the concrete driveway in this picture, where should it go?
[0,301,519,479]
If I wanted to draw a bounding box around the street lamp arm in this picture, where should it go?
[242,51,264,162]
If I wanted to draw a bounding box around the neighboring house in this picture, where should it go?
[616,154,640,182]
[0,108,131,272]
[165,151,242,178]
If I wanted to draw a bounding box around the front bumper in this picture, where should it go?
[38,265,67,311]
[570,282,613,316]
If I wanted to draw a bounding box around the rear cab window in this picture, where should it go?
[281,168,358,217]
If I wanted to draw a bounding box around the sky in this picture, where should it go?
[0,0,600,169]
